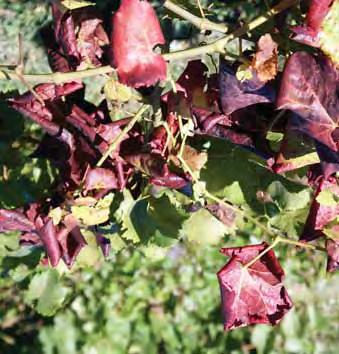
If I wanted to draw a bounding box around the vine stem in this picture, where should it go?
[163,0,228,33]
[96,105,149,167]
[163,0,298,61]
[0,0,297,84]
[245,236,326,269]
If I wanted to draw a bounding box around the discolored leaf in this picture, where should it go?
[252,34,278,83]
[277,52,339,163]
[218,243,293,330]
[326,237,339,272]
[219,59,275,115]
[111,0,167,87]
[61,0,95,10]
[301,177,339,241]
[292,0,339,64]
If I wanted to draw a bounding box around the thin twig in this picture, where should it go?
[163,0,227,33]
[163,0,298,61]
[96,105,150,167]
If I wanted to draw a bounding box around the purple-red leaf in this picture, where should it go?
[0,209,35,233]
[111,0,167,87]
[218,243,293,330]
[84,167,118,191]
[219,59,275,115]
[36,218,62,267]
[277,52,339,155]
[301,177,339,242]
[326,238,339,272]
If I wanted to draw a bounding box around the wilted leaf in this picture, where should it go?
[252,34,278,82]
[218,243,293,330]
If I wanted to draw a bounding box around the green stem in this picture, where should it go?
[163,0,228,33]
[163,0,298,61]
[245,238,280,269]
[244,235,326,269]
[96,105,149,167]
[0,65,115,84]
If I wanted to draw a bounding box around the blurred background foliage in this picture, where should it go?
[0,1,338,353]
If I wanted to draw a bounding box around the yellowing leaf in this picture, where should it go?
[104,79,133,102]
[316,190,339,207]
[61,0,95,10]
[71,194,114,226]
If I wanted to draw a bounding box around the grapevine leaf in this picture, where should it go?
[180,209,228,245]
[111,0,167,87]
[71,193,114,226]
[292,0,339,64]
[61,1,95,10]
[25,269,69,316]
[219,59,275,115]
[301,178,339,241]
[218,243,293,330]
[83,167,118,191]
[0,209,34,233]
[277,52,339,158]
[252,34,278,83]
[326,238,339,272]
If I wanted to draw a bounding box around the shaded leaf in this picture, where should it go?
[277,52,339,157]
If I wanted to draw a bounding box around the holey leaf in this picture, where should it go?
[277,52,339,154]
[218,243,293,330]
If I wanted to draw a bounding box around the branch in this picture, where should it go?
[163,0,298,61]
[163,0,228,33]
[0,65,115,84]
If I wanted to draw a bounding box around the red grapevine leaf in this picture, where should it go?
[84,167,118,191]
[326,238,339,272]
[0,209,35,233]
[218,243,293,330]
[219,59,276,115]
[36,218,62,267]
[111,0,166,88]
[277,52,339,154]
[52,4,109,70]
[301,177,339,241]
